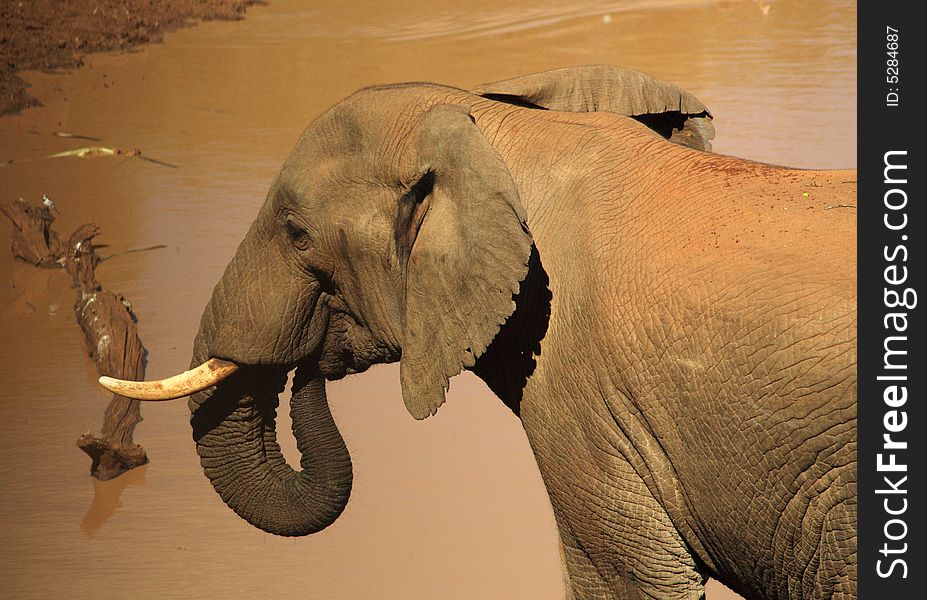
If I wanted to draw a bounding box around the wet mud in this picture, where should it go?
[0,0,262,115]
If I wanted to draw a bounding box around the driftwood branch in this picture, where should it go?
[67,225,149,480]
[3,199,149,480]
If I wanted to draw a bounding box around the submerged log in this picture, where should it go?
[2,199,149,480]
[0,198,65,267]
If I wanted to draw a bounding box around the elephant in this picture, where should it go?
[101,65,857,600]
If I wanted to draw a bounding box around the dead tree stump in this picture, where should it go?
[0,198,65,267]
[3,200,149,480]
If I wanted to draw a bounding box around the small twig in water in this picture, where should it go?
[99,244,168,262]
[2,146,178,169]
[135,155,179,169]
[53,131,103,142]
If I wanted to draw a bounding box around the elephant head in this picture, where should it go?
[105,89,534,536]
[99,66,715,537]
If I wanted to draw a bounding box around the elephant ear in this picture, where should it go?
[397,104,533,420]
[473,64,715,151]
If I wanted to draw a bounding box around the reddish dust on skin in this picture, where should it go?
[0,1,853,599]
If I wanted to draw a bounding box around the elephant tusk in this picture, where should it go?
[98,358,239,401]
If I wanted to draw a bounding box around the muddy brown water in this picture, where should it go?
[0,1,854,598]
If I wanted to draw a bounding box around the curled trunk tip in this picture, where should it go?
[192,369,353,536]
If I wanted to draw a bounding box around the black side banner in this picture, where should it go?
[859,2,924,597]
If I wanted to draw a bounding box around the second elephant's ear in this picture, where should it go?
[398,104,532,420]
[473,64,715,151]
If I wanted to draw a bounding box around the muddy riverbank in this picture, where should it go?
[1,0,262,115]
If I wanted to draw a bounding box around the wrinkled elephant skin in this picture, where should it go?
[178,66,855,599]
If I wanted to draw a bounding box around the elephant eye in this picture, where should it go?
[284,217,311,251]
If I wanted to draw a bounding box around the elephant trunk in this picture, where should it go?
[190,360,352,536]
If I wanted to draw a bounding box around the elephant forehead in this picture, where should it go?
[297,83,463,158]
[288,114,368,164]
[269,165,404,239]
[272,83,475,210]
[276,153,408,203]
[278,138,415,203]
